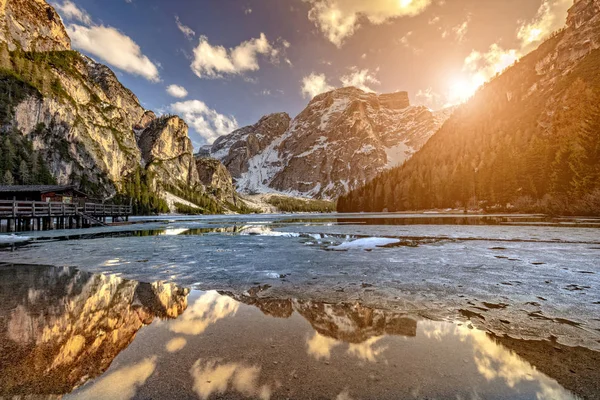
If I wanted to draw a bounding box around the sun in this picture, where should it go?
[447,74,486,106]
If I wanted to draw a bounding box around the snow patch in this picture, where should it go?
[330,237,400,250]
[0,234,31,244]
[384,142,412,168]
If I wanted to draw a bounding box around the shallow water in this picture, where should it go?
[0,213,599,399]
[1,264,597,400]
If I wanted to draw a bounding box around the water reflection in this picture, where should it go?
[0,264,188,397]
[0,265,595,400]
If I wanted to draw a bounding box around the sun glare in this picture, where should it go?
[447,74,485,106]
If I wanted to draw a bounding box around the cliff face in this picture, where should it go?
[138,116,201,189]
[0,0,202,197]
[9,51,146,192]
[0,0,71,52]
[195,157,236,203]
[208,88,451,199]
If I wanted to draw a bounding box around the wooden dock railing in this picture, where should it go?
[0,201,132,233]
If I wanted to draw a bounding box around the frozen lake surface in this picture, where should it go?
[0,213,599,399]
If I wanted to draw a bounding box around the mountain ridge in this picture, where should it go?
[207,86,453,199]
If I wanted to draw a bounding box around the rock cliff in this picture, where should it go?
[138,115,200,189]
[207,88,452,199]
[195,157,236,204]
[0,0,71,52]
[0,0,203,198]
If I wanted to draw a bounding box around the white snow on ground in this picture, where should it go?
[163,192,200,214]
[330,237,400,250]
[384,142,412,168]
[0,234,31,243]
[318,97,350,130]
[241,226,300,237]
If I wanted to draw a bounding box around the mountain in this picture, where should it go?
[0,0,236,213]
[338,0,600,215]
[207,87,452,199]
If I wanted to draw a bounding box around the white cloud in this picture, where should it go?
[52,0,91,25]
[301,67,380,99]
[340,67,380,92]
[517,0,571,51]
[53,1,160,82]
[166,84,188,98]
[175,16,196,40]
[170,100,238,144]
[67,24,160,82]
[303,0,433,47]
[452,18,469,42]
[191,33,281,79]
[301,72,334,98]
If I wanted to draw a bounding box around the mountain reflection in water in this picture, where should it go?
[0,264,596,400]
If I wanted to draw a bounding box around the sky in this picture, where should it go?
[50,0,574,149]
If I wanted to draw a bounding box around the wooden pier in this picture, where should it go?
[0,200,132,232]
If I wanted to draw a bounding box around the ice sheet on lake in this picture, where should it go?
[330,237,400,250]
[1,214,599,351]
[0,234,31,243]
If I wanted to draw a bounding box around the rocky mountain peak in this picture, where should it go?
[208,86,451,199]
[195,157,236,204]
[138,116,200,188]
[0,0,71,52]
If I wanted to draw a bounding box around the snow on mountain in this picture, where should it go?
[207,87,453,199]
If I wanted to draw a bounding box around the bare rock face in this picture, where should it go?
[12,53,146,193]
[211,113,291,179]
[138,116,200,188]
[195,157,235,203]
[1,0,204,196]
[208,87,451,199]
[0,0,71,52]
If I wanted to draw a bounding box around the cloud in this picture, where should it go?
[340,67,380,92]
[165,337,187,353]
[67,24,160,82]
[301,72,334,98]
[75,357,157,400]
[190,359,272,400]
[303,0,433,47]
[517,0,571,51]
[53,1,160,82]
[166,84,189,98]
[301,67,380,99]
[175,16,196,40]
[191,33,281,79]
[52,0,91,25]
[170,102,238,145]
[452,18,470,42]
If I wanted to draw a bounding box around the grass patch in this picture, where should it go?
[266,196,335,213]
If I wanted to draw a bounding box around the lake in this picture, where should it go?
[0,213,599,399]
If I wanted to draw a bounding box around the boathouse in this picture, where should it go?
[0,185,88,203]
